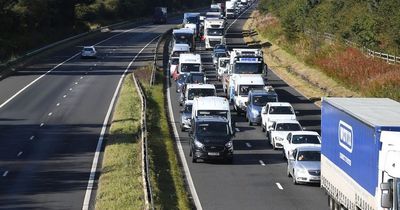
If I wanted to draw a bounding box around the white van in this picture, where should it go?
[180,84,216,105]
[169,44,190,76]
[172,53,202,80]
[192,96,232,132]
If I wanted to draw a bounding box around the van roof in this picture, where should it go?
[194,96,229,110]
[195,115,229,123]
[267,102,293,107]
[172,44,190,51]
[173,28,194,34]
[187,84,215,89]
[179,53,201,63]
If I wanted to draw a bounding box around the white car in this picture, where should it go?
[282,131,321,159]
[287,145,321,185]
[261,102,297,135]
[81,46,97,58]
[269,120,302,149]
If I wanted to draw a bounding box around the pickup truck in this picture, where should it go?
[261,102,296,136]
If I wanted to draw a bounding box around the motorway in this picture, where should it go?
[167,2,328,210]
[0,17,181,209]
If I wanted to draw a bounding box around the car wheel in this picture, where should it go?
[283,150,286,159]
[181,126,185,132]
[292,171,298,185]
[272,140,276,150]
[226,157,233,164]
[248,118,252,126]
[287,166,291,177]
[192,155,197,163]
[262,124,265,132]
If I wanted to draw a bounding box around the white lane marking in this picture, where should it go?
[75,82,78,85]
[276,182,284,190]
[82,35,160,210]
[226,3,253,31]
[69,88,73,91]
[235,128,240,132]
[85,72,88,75]
[246,143,252,148]
[259,160,266,166]
[56,103,60,106]
[166,60,203,210]
[3,171,9,177]
[40,123,44,127]
[0,23,150,110]
[29,135,35,140]
[17,151,23,157]
[63,95,67,98]
[48,112,52,116]
[80,76,84,79]
[94,64,97,67]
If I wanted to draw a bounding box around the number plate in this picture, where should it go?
[208,152,219,156]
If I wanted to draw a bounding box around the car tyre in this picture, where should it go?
[287,166,291,177]
[292,171,298,185]
[192,155,197,163]
[226,157,233,164]
[272,140,276,150]
[262,124,265,132]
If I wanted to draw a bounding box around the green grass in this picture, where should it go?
[136,66,191,210]
[95,74,145,210]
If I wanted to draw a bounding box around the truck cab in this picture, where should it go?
[189,116,234,163]
[204,18,226,49]
[172,28,195,52]
[225,1,237,18]
[261,102,297,134]
[173,53,202,81]
[245,87,278,125]
[183,13,200,38]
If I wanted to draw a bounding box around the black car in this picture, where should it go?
[213,44,229,52]
[189,116,234,163]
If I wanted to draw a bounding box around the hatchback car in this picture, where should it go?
[81,46,97,58]
[287,145,321,185]
[282,131,321,159]
[180,101,193,131]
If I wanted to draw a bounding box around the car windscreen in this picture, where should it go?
[227,9,235,12]
[275,123,302,131]
[171,58,179,65]
[174,33,193,43]
[197,122,228,137]
[269,106,294,114]
[214,45,227,50]
[238,85,264,96]
[181,63,200,73]
[184,104,192,113]
[297,151,320,161]
[215,52,227,58]
[292,135,320,144]
[177,74,188,83]
[233,63,263,74]
[188,88,215,100]
[84,48,94,52]
[185,16,198,24]
[207,28,224,36]
[209,8,220,12]
[197,110,228,118]
[172,51,187,57]
[206,14,220,18]
[252,95,277,106]
[187,74,204,83]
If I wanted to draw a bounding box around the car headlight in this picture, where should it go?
[274,136,284,141]
[194,140,204,148]
[225,141,233,148]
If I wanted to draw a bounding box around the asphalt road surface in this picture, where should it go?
[167,3,328,210]
[0,17,181,209]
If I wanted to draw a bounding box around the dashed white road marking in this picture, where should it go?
[69,88,73,91]
[259,160,266,166]
[29,136,35,140]
[75,82,78,85]
[63,95,67,98]
[17,151,23,157]
[80,76,84,79]
[276,182,284,190]
[3,171,9,177]
[246,143,252,148]
[235,128,240,132]
[56,103,60,106]
[40,123,44,127]
[48,112,53,116]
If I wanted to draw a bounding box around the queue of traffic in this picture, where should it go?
[167,1,400,210]
[166,0,322,185]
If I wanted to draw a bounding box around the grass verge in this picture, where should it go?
[136,65,191,210]
[95,74,145,209]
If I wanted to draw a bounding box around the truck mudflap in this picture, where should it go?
[321,156,377,210]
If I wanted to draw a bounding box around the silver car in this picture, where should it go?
[81,46,97,58]
[180,101,193,131]
[287,145,321,185]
